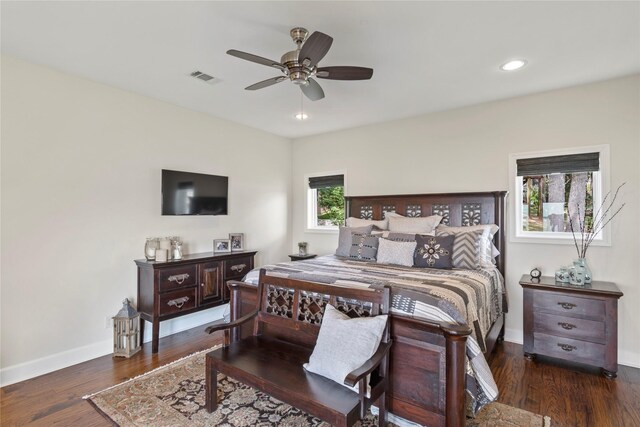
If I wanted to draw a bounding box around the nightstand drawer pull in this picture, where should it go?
[557,343,577,352]
[167,296,189,309]
[558,322,577,330]
[230,264,246,273]
[168,273,190,285]
[558,302,577,310]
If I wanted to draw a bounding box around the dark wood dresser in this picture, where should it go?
[135,251,256,353]
[520,274,623,378]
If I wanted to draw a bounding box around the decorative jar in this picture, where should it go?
[569,261,586,286]
[144,238,158,260]
[298,242,308,256]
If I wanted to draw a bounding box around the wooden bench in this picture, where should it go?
[204,269,391,427]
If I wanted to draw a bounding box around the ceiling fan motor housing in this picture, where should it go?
[281,49,313,85]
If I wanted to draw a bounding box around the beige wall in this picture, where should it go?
[0,56,292,384]
[291,75,640,367]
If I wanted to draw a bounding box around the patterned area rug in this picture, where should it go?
[85,347,551,426]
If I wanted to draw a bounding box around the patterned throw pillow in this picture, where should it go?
[335,225,374,257]
[376,238,417,267]
[349,234,379,261]
[435,229,486,269]
[414,235,455,269]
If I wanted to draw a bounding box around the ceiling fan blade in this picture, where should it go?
[316,66,373,80]
[227,49,284,70]
[245,76,287,90]
[298,32,333,68]
[300,78,325,101]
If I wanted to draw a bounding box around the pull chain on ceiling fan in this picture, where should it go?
[227,27,374,101]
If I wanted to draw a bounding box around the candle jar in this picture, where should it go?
[144,238,159,260]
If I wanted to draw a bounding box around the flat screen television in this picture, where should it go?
[162,169,228,215]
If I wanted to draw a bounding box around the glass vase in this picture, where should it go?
[576,258,592,284]
[144,238,158,260]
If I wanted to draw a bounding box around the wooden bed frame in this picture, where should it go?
[227,191,508,427]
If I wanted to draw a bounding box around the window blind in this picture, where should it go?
[516,152,599,176]
[308,174,344,189]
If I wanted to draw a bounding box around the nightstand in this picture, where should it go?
[520,275,623,378]
[288,254,317,261]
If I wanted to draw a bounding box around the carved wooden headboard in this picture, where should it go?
[345,191,508,275]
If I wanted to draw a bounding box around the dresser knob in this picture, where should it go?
[557,343,577,352]
[558,302,577,310]
[558,322,576,330]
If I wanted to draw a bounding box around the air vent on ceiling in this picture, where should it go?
[190,71,216,84]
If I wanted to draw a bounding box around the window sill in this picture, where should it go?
[304,227,339,235]
[510,234,610,247]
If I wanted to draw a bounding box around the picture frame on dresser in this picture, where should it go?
[229,233,244,252]
[214,239,231,253]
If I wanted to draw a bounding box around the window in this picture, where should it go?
[510,145,610,245]
[306,173,345,231]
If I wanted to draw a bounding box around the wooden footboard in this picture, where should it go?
[227,280,475,427]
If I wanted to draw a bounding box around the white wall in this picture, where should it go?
[0,56,292,385]
[291,75,640,367]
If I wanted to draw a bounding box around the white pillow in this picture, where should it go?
[346,217,388,230]
[304,304,388,388]
[388,215,442,234]
[376,238,417,267]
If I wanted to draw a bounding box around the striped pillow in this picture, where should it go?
[435,229,486,269]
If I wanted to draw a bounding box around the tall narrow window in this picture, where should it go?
[306,174,345,230]
[510,146,609,244]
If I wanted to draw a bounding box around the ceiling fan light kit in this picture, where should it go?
[227,27,374,101]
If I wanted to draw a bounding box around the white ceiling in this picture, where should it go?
[2,1,639,139]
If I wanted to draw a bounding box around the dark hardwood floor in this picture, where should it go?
[2,327,639,426]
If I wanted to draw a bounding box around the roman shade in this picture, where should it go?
[308,174,344,189]
[516,152,599,176]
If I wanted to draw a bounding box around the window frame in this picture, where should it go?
[304,170,347,233]
[508,144,611,246]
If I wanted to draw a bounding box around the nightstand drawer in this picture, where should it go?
[533,332,605,364]
[159,287,197,316]
[224,257,252,278]
[533,291,604,319]
[534,312,605,343]
[158,265,197,292]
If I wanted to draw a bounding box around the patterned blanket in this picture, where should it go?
[244,255,506,415]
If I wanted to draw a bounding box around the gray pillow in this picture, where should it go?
[349,234,379,262]
[414,234,455,269]
[304,304,388,387]
[335,225,373,257]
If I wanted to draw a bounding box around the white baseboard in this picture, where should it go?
[502,327,639,369]
[0,305,227,387]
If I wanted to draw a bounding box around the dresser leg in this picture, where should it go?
[152,319,160,353]
[524,352,536,361]
[602,369,617,379]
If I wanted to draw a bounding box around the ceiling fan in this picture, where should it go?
[227,27,373,101]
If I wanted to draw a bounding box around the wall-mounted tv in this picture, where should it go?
[162,169,228,215]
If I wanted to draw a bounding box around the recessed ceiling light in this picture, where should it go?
[500,59,527,71]
[295,113,308,120]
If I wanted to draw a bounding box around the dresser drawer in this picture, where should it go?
[159,287,197,316]
[533,291,604,319]
[533,312,606,343]
[224,256,252,279]
[533,332,606,365]
[158,265,197,292]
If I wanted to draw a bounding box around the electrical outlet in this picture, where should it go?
[105,316,112,329]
